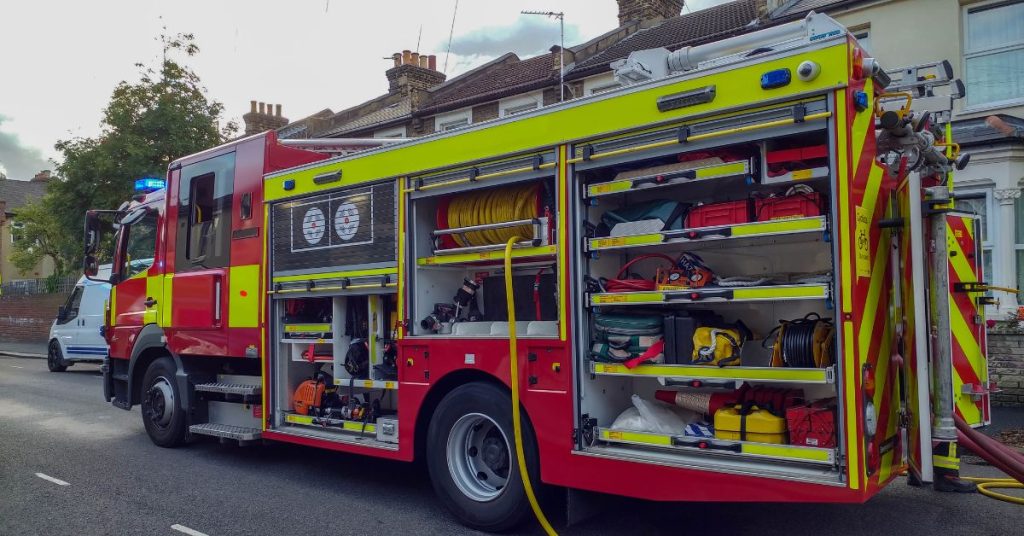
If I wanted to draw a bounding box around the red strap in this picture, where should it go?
[624,338,665,369]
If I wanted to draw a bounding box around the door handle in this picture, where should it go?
[144,297,158,307]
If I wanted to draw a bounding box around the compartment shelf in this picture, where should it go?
[586,160,752,198]
[334,378,399,390]
[418,244,557,266]
[587,216,826,253]
[588,283,830,306]
[285,413,378,433]
[595,427,835,465]
[591,362,835,384]
[281,338,332,344]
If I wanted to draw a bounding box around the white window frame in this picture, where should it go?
[10,220,24,244]
[582,73,620,96]
[499,92,541,118]
[851,26,870,55]
[435,109,472,132]
[373,125,407,139]
[962,0,1024,111]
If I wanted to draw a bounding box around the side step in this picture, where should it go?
[189,423,262,441]
[194,381,261,397]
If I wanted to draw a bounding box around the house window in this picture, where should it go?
[852,27,871,54]
[499,94,541,117]
[435,110,472,132]
[964,1,1024,108]
[9,220,24,243]
[374,125,407,138]
[589,83,621,95]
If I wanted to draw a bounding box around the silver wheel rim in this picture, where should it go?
[145,376,175,428]
[446,413,512,502]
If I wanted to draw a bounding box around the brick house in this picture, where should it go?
[0,171,55,285]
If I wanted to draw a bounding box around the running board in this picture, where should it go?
[189,423,262,441]
[194,381,261,397]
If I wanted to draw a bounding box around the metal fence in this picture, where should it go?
[0,274,77,296]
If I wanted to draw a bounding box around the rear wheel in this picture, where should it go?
[47,341,67,372]
[140,357,187,447]
[426,382,540,532]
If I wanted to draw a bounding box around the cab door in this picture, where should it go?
[54,285,84,355]
[108,209,160,359]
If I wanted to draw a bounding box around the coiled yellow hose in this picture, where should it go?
[961,477,1024,505]
[447,184,540,247]
[504,237,557,536]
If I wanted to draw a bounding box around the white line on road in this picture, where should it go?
[171,524,209,536]
[8,365,24,369]
[34,473,70,486]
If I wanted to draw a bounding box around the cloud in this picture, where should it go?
[0,114,50,180]
[445,15,580,59]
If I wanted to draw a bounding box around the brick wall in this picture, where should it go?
[987,332,1024,407]
[0,292,68,343]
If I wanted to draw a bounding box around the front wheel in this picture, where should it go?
[426,382,541,532]
[47,341,67,372]
[140,357,187,447]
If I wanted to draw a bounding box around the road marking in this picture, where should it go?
[171,524,209,536]
[9,365,24,369]
[35,473,70,486]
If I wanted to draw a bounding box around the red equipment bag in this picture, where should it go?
[786,398,837,448]
[755,185,826,221]
[686,199,752,228]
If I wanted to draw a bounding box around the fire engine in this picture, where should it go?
[83,11,1024,533]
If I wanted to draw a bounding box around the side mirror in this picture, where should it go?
[84,211,100,255]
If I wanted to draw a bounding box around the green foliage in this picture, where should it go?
[21,32,237,274]
[8,197,73,276]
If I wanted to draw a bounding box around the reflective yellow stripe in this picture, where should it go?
[600,429,673,446]
[229,264,260,328]
[836,89,853,314]
[144,274,161,325]
[730,217,824,236]
[284,323,331,333]
[589,234,664,249]
[741,443,832,463]
[284,413,377,433]
[732,285,827,300]
[418,245,556,265]
[587,161,750,197]
[397,177,407,338]
[592,362,831,383]
[591,291,664,304]
[933,454,960,471]
[843,320,861,489]
[557,145,569,341]
[272,267,397,283]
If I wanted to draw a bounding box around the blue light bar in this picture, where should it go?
[134,177,165,192]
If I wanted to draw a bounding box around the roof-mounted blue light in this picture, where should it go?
[134,177,165,192]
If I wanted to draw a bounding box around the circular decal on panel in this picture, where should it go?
[301,207,326,245]
[335,202,360,241]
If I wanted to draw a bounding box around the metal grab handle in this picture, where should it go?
[144,297,157,307]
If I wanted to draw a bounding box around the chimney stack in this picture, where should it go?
[32,170,52,182]
[385,49,447,96]
[616,0,685,27]
[243,100,289,136]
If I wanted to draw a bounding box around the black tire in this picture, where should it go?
[47,340,67,372]
[140,356,188,447]
[426,382,542,532]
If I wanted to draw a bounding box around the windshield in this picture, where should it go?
[122,211,158,279]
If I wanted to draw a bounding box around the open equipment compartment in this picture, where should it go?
[405,152,562,340]
[572,98,846,483]
[267,179,401,448]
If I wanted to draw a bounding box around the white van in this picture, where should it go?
[47,266,111,372]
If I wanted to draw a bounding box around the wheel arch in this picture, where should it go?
[413,369,539,466]
[127,324,184,407]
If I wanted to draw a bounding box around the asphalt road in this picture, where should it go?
[1,353,1021,536]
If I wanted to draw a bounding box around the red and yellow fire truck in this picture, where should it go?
[84,12,1017,532]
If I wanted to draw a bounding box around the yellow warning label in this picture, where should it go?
[855,205,870,278]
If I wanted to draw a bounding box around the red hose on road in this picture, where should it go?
[954,414,1024,504]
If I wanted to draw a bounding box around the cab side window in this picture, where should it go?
[123,211,158,279]
[176,153,235,271]
[58,286,84,324]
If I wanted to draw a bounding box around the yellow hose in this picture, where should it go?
[961,477,1024,505]
[447,185,540,247]
[504,236,557,536]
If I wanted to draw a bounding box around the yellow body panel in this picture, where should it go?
[228,264,260,328]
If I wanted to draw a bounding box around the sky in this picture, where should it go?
[0,0,728,180]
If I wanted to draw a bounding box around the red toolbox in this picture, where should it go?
[755,191,824,221]
[786,399,836,448]
[686,199,752,228]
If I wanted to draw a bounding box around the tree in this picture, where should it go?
[8,196,73,276]
[13,33,236,274]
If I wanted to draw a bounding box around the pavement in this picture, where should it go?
[2,354,1022,536]
[0,340,47,358]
